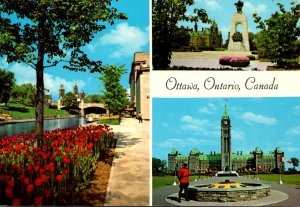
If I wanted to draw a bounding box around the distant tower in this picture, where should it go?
[59,84,65,98]
[221,103,231,171]
[73,81,78,96]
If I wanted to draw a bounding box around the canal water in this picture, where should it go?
[0,117,86,138]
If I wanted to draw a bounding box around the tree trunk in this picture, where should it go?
[35,19,46,147]
[35,66,44,147]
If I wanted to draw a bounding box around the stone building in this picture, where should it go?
[129,52,150,120]
[189,21,223,50]
[168,104,284,174]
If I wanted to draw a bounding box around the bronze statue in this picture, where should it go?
[234,0,244,13]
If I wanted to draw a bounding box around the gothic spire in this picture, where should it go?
[223,103,229,118]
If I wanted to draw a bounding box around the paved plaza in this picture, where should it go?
[153,176,300,206]
[105,117,150,206]
[171,51,275,71]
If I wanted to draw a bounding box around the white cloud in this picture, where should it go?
[90,23,149,58]
[242,112,277,125]
[161,122,169,127]
[286,147,300,152]
[232,129,245,141]
[180,115,210,125]
[180,115,211,135]
[287,126,300,135]
[203,0,222,10]
[3,62,86,101]
[198,103,217,114]
[294,105,300,113]
[157,137,218,149]
[244,1,267,14]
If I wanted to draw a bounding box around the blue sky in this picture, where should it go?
[180,0,298,41]
[0,0,149,101]
[152,98,300,170]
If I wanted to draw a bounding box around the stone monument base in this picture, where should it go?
[229,42,245,51]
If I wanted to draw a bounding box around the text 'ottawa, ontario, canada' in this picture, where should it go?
[165,77,279,92]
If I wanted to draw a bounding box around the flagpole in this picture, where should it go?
[279,164,283,184]
[173,160,178,186]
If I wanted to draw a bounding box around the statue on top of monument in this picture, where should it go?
[234,0,244,13]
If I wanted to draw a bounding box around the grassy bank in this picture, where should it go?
[97,115,120,125]
[0,103,68,119]
[153,174,300,188]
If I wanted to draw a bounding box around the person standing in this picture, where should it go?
[177,162,190,203]
[137,112,143,123]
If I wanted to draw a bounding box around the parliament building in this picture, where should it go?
[168,104,285,174]
[189,21,223,50]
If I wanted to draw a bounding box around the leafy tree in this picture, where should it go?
[84,94,104,103]
[0,1,127,146]
[11,83,36,106]
[171,26,191,50]
[290,157,299,170]
[61,92,78,113]
[0,68,15,106]
[99,65,129,117]
[152,157,167,175]
[152,0,209,69]
[253,2,300,67]
[248,32,257,51]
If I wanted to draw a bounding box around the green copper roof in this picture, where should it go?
[199,153,221,161]
[177,155,189,160]
[169,148,177,155]
[190,148,199,155]
[263,153,275,158]
[232,153,254,160]
[276,147,282,153]
[255,147,262,153]
[223,104,229,118]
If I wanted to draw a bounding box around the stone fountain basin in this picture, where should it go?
[188,179,271,202]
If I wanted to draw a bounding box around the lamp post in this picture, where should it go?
[77,98,81,125]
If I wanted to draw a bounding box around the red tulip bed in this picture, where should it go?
[0,125,114,205]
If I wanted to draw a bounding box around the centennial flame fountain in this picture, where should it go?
[188,177,271,202]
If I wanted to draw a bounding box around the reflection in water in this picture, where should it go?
[0,117,86,138]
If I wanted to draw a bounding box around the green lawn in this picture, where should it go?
[153,174,300,188]
[0,103,68,119]
[255,174,300,185]
[97,119,120,125]
[153,175,210,188]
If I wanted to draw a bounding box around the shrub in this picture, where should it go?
[219,56,250,67]
[230,56,250,67]
[98,115,120,125]
[247,55,256,60]
[219,56,232,65]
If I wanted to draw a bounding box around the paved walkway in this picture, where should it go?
[153,176,300,206]
[105,117,150,206]
[171,51,275,71]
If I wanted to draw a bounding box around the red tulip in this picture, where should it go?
[62,155,71,164]
[34,196,43,206]
[5,187,14,198]
[23,177,30,185]
[12,198,21,206]
[56,174,63,182]
[34,177,43,186]
[7,179,15,187]
[44,190,51,198]
[26,183,34,194]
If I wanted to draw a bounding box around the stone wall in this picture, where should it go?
[189,187,271,202]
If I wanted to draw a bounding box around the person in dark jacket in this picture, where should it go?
[177,162,190,202]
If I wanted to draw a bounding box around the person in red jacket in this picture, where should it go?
[177,162,190,203]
